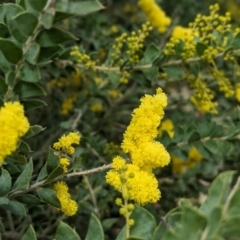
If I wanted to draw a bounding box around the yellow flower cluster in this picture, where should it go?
[90,103,103,112]
[0,102,30,165]
[158,119,203,174]
[212,69,234,98]
[53,132,81,155]
[138,0,171,33]
[122,88,170,171]
[106,88,170,205]
[59,157,70,173]
[164,26,197,59]
[108,89,123,99]
[111,22,152,65]
[61,93,78,115]
[70,46,96,70]
[106,157,160,205]
[47,69,82,92]
[53,181,78,216]
[186,74,218,114]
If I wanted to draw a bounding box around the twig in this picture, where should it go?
[83,176,99,216]
[8,164,112,199]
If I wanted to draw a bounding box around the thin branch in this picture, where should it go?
[8,164,112,199]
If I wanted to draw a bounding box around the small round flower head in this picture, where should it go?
[60,157,70,173]
[112,156,126,170]
[115,198,123,206]
[53,132,81,155]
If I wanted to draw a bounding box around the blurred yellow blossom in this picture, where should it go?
[138,0,171,33]
[235,83,240,102]
[172,147,203,174]
[90,103,103,112]
[158,119,174,138]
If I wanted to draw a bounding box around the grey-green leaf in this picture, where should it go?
[55,221,81,240]
[12,159,33,191]
[36,27,78,47]
[0,169,12,197]
[85,214,104,240]
[21,225,37,240]
[37,188,61,208]
[55,0,104,16]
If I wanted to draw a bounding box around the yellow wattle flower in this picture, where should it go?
[171,26,195,41]
[0,102,30,165]
[138,0,171,33]
[122,88,170,170]
[53,181,78,216]
[53,132,81,155]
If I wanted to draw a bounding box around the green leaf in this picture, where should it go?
[19,63,41,82]
[16,194,41,205]
[219,216,240,238]
[26,0,48,11]
[232,32,240,49]
[0,197,9,205]
[198,122,213,138]
[36,164,48,181]
[3,200,26,216]
[37,188,61,208]
[55,221,81,240]
[162,66,183,81]
[13,12,38,36]
[102,218,118,231]
[42,8,55,29]
[44,166,64,184]
[36,27,78,47]
[38,46,63,62]
[226,177,240,217]
[24,125,45,138]
[21,225,37,240]
[25,43,40,65]
[85,214,104,240]
[55,0,104,16]
[4,3,24,25]
[130,206,156,240]
[0,23,9,37]
[0,76,7,95]
[17,140,31,152]
[0,38,22,64]
[196,42,208,56]
[203,140,218,154]
[0,5,5,22]
[140,43,161,64]
[12,159,33,191]
[142,67,158,81]
[14,82,46,98]
[5,70,15,87]
[180,206,207,240]
[7,153,27,165]
[22,99,47,112]
[46,148,59,174]
[162,229,180,240]
[200,171,235,216]
[0,169,12,197]
[207,206,222,235]
[205,235,225,240]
